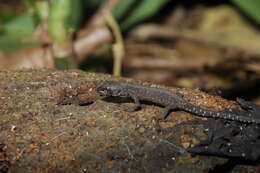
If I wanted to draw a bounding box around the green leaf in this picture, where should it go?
[67,0,82,32]
[0,35,38,53]
[0,11,38,53]
[3,12,35,39]
[86,0,105,8]
[231,0,260,25]
[112,0,137,20]
[48,0,72,42]
[0,9,16,24]
[121,0,168,29]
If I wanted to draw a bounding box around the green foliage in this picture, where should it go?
[0,35,38,53]
[48,0,72,42]
[0,0,167,53]
[0,10,16,25]
[232,0,260,25]
[120,0,169,29]
[48,0,82,42]
[112,0,136,20]
[0,12,38,53]
[86,0,104,8]
[86,0,168,30]
[67,0,82,33]
[3,12,35,38]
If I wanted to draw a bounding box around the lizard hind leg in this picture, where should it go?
[157,105,179,121]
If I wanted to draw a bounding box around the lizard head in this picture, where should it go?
[98,81,128,97]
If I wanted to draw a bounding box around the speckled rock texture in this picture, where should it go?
[0,69,258,173]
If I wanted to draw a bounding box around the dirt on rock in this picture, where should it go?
[0,69,258,173]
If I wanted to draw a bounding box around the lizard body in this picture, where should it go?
[97,81,260,123]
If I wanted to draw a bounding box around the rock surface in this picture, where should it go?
[0,69,258,173]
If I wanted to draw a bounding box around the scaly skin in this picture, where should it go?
[97,81,260,123]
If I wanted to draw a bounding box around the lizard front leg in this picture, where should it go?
[124,94,141,112]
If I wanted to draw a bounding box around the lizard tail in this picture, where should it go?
[183,103,260,124]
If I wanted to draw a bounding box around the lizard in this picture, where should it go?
[97,81,260,124]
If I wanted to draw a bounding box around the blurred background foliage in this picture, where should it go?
[0,0,260,100]
[2,0,259,55]
[0,0,169,53]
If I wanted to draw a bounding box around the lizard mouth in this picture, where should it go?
[97,87,109,96]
